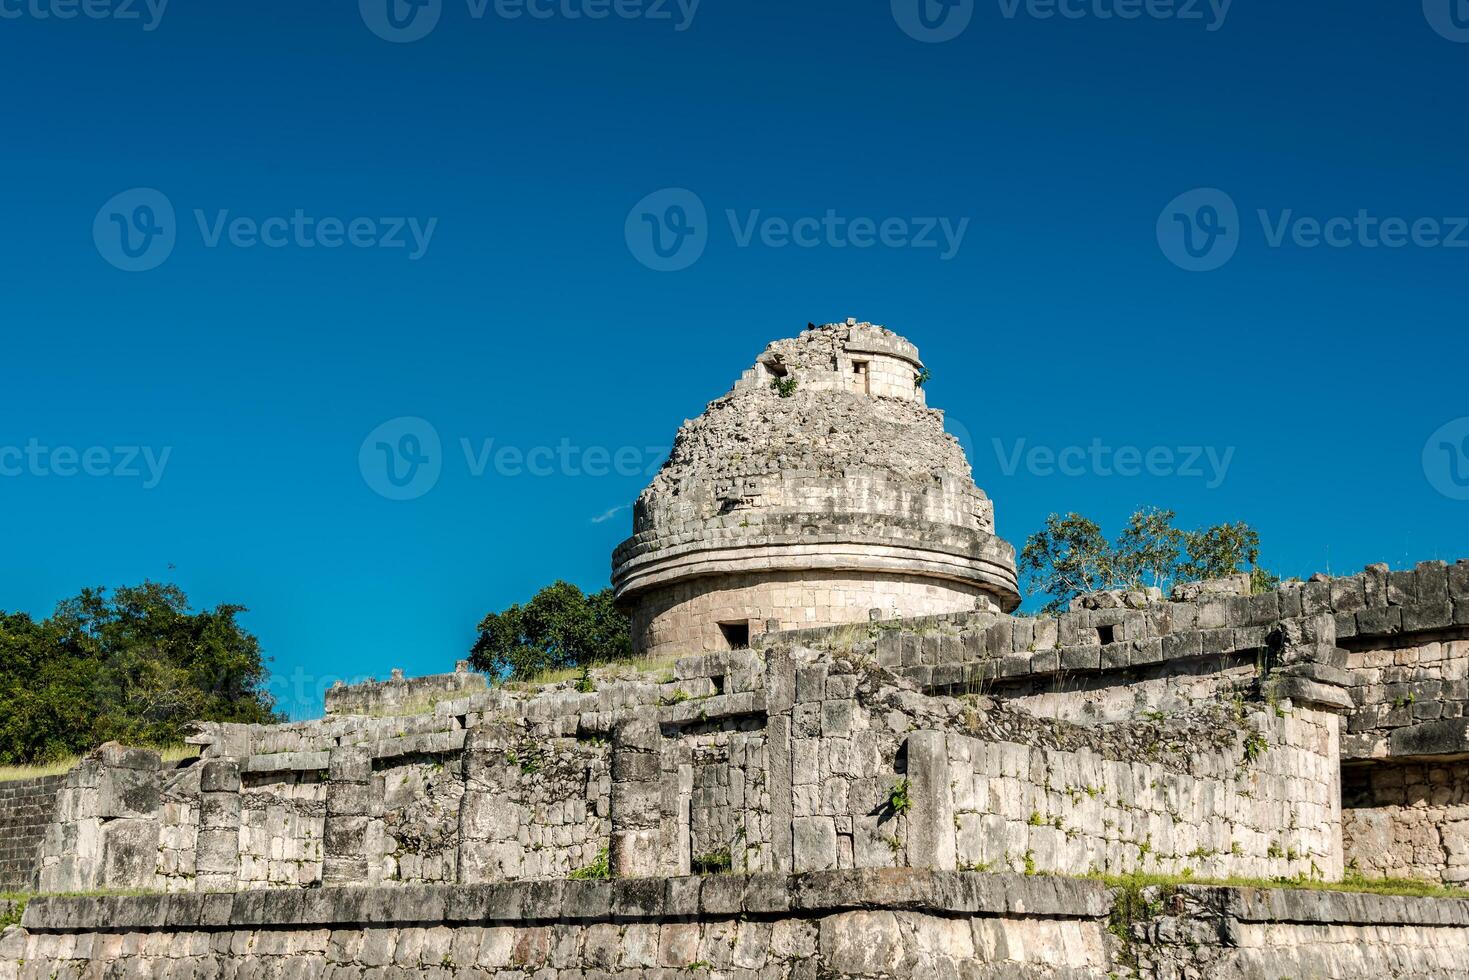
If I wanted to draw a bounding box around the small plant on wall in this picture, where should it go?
[770,376,798,398]
[886,778,913,816]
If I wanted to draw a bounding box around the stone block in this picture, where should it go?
[1388,719,1469,757]
[1059,645,1100,672]
[1162,631,1203,661]
[796,664,828,702]
[1388,571,1418,606]
[327,746,371,784]
[1330,576,1367,613]
[1129,637,1165,666]
[1300,581,1332,616]
[92,743,162,771]
[1417,561,1450,602]
[97,764,159,819]
[101,818,160,888]
[792,817,838,873]
[1449,562,1469,600]
[1355,607,1402,637]
[1201,628,1235,657]
[198,759,241,793]
[1403,602,1453,633]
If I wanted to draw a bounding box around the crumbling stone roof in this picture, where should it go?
[634,320,991,533]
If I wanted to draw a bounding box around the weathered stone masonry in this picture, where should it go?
[9,870,1469,979]
[5,319,1469,978]
[0,775,62,892]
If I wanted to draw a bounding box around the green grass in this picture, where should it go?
[1084,869,1469,900]
[0,745,198,784]
[568,845,611,880]
[501,654,682,692]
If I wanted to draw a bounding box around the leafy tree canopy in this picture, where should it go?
[469,581,631,681]
[1019,508,1275,613]
[0,581,280,764]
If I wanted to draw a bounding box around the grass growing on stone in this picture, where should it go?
[692,849,733,876]
[568,846,612,881]
[1084,869,1469,901]
[0,895,27,929]
[0,745,198,783]
[502,655,682,692]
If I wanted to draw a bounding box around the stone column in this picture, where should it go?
[93,745,163,890]
[195,759,241,892]
[459,722,526,883]
[766,649,797,873]
[322,745,371,885]
[609,718,675,878]
[904,731,955,871]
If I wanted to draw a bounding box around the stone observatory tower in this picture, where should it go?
[612,318,1020,657]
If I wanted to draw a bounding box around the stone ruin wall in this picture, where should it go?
[0,775,63,892]
[939,705,1342,882]
[9,871,1469,980]
[20,580,1377,900]
[6,561,1469,978]
[12,562,1469,902]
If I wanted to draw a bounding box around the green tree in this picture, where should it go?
[469,582,631,681]
[0,582,280,765]
[1019,508,1272,613]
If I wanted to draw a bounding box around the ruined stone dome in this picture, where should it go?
[612,319,1020,656]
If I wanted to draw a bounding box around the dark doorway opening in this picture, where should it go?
[718,621,750,650]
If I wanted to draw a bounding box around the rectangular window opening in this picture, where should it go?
[853,360,870,394]
[1097,624,1116,645]
[718,621,750,650]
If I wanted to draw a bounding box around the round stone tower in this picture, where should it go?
[612,318,1020,657]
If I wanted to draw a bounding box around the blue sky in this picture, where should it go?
[2,1,1466,718]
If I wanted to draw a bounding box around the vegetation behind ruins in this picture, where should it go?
[1020,507,1276,613]
[469,580,631,682]
[0,582,280,765]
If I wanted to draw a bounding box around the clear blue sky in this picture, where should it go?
[2,2,1466,718]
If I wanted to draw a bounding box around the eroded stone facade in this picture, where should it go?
[613,319,1020,657]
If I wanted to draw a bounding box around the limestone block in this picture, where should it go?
[101,818,160,889]
[96,765,160,820]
